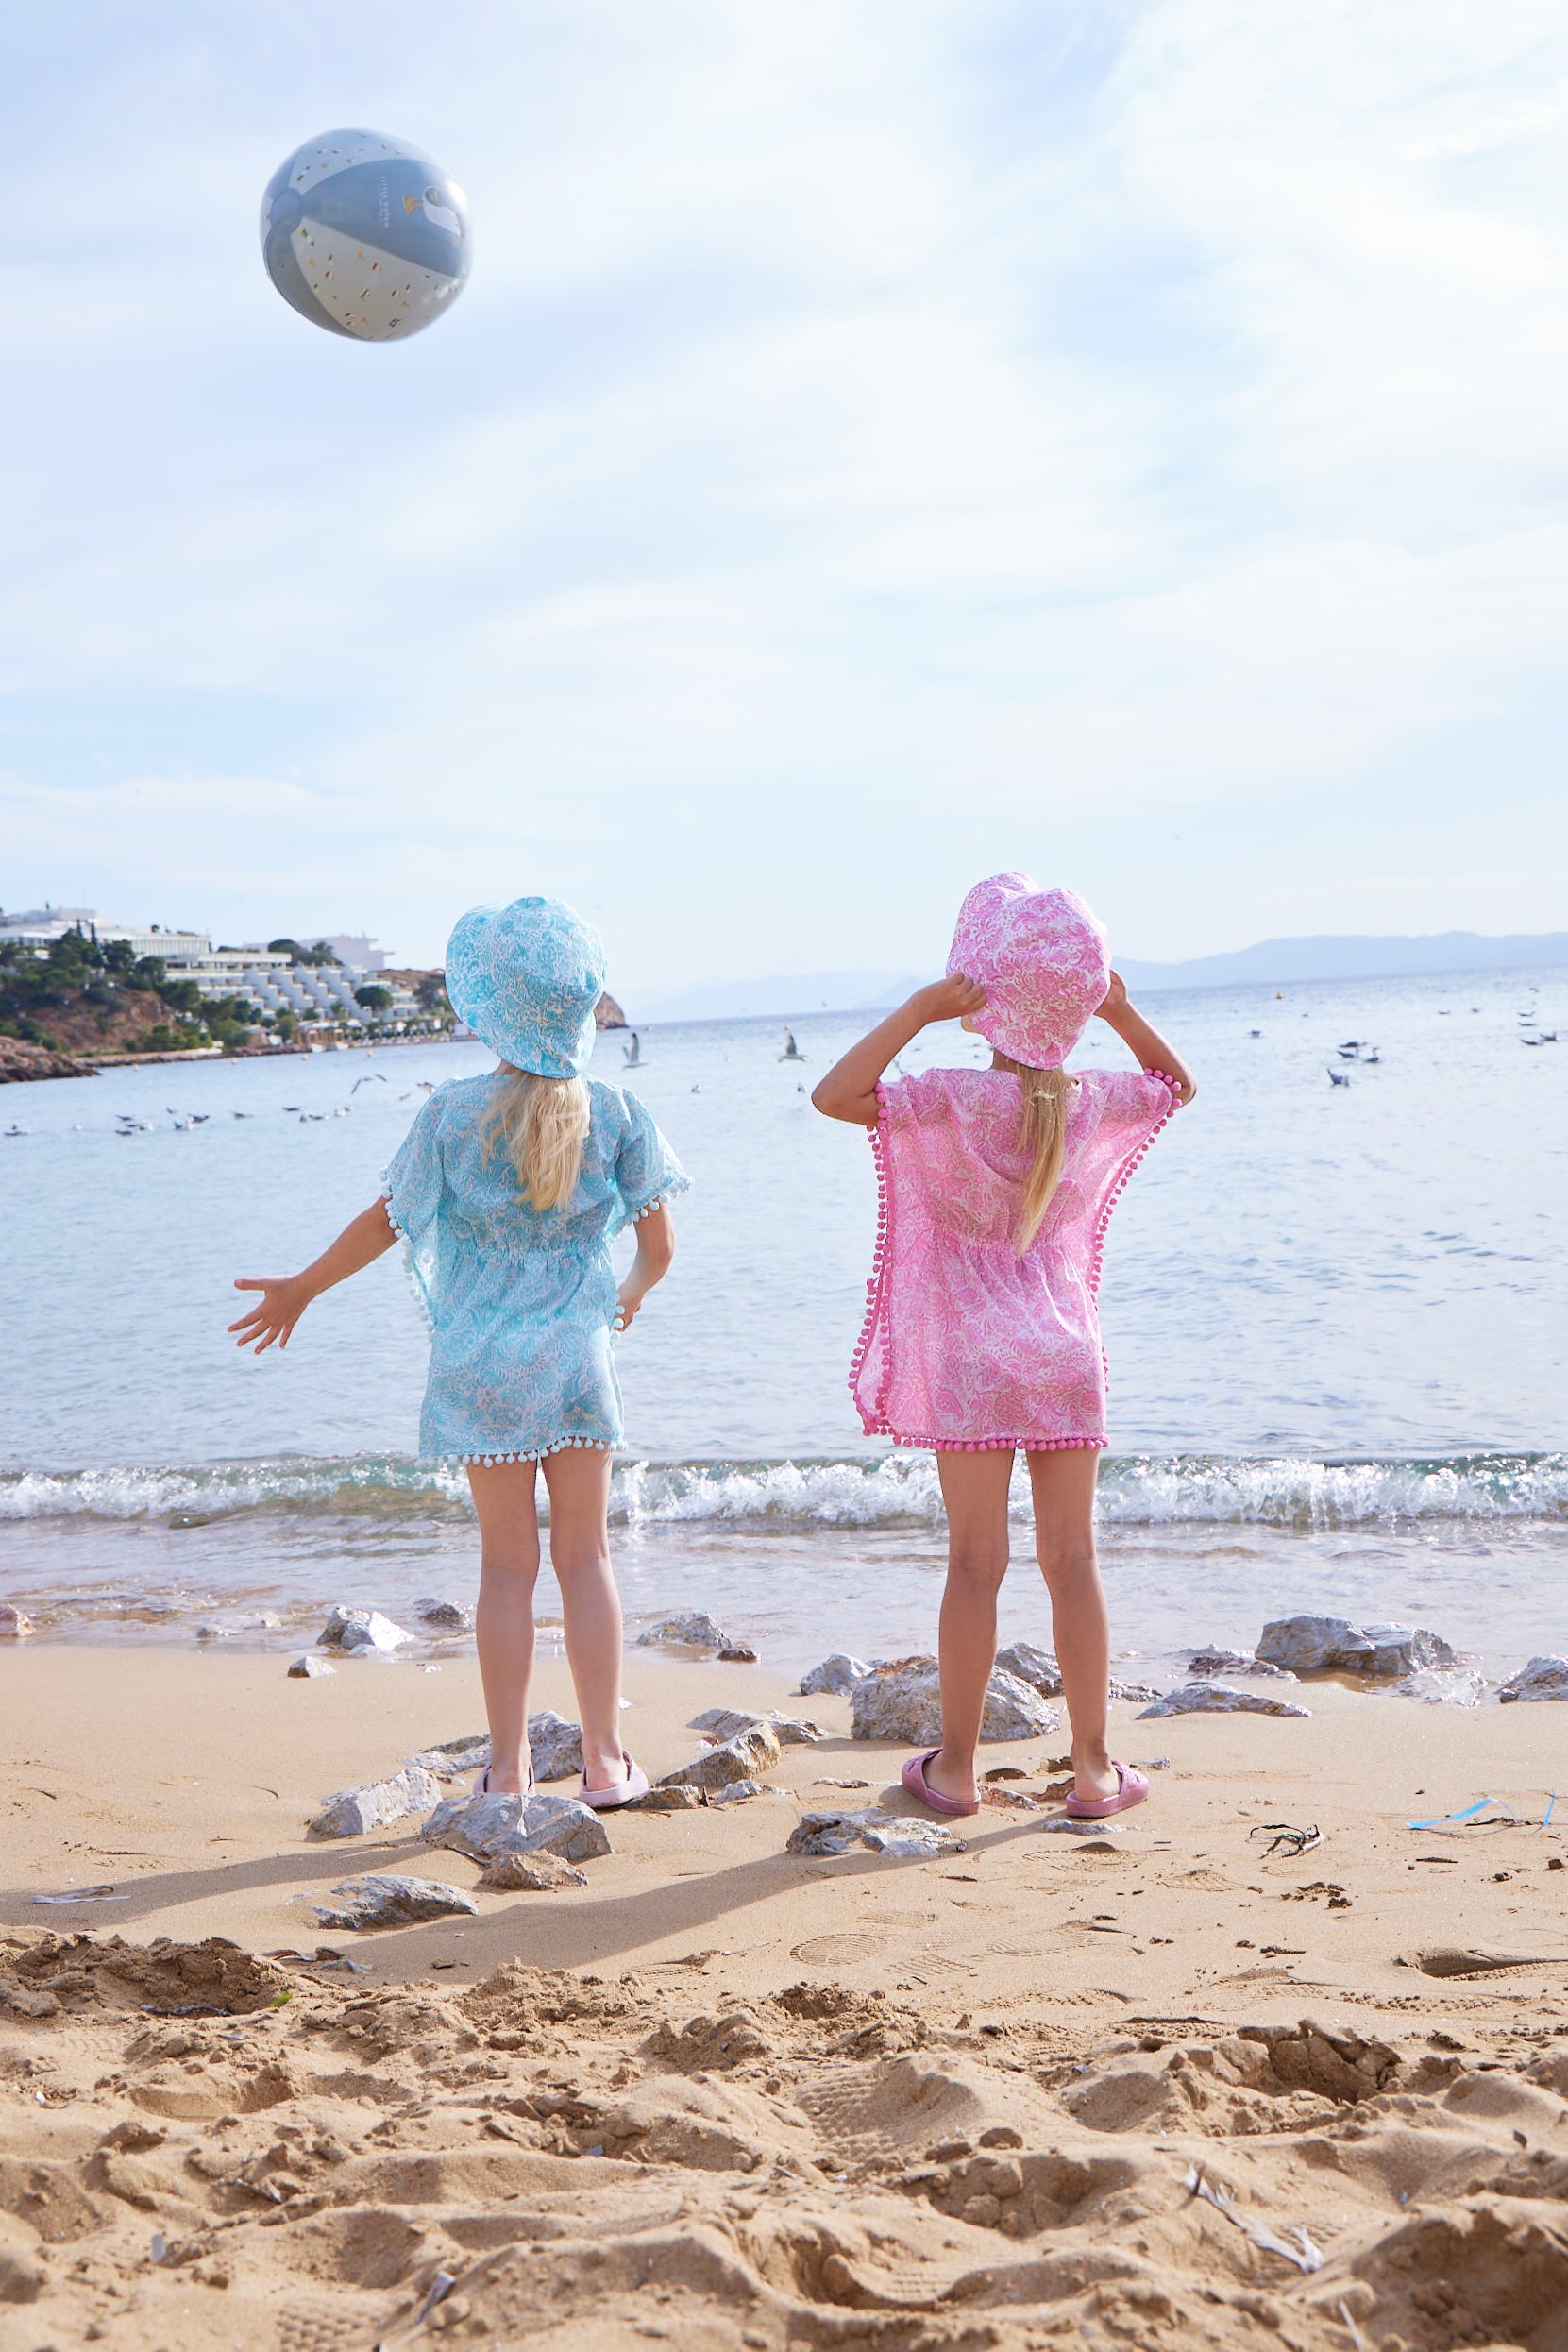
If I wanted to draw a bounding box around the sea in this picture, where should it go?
[3,965,1565,1690]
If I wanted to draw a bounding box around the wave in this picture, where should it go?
[2,1449,1564,1530]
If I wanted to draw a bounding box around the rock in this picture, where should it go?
[634,1611,733,1652]
[317,1606,412,1654]
[994,1641,1063,1696]
[525,1709,585,1780]
[1186,1645,1296,1681]
[1137,1683,1311,1720]
[406,1734,490,1779]
[287,1653,335,1679]
[785,1807,958,1859]
[0,1605,36,1640]
[851,1659,1058,1745]
[709,1780,788,1807]
[311,1763,443,1838]
[312,1873,478,1931]
[407,1712,583,1783]
[625,1785,706,1811]
[1108,1679,1162,1703]
[717,1644,758,1663]
[1256,1615,1456,1679]
[657,1721,783,1791]
[689,1707,826,1745]
[421,1788,611,1867]
[798,1652,873,1697]
[414,1597,474,1632]
[1394,1666,1489,1705]
[476,1851,587,1891]
[1498,1654,1568,1704]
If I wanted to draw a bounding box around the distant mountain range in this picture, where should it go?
[627,931,1567,1024]
[1116,930,1568,993]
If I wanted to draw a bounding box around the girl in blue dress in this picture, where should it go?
[229,895,687,1808]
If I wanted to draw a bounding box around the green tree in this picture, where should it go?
[354,984,394,1012]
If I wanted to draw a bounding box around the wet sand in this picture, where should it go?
[3,1647,1567,2347]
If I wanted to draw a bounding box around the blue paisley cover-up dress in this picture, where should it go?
[381,1074,688,1464]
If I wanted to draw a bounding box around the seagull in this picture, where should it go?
[351,1073,387,1092]
[1327,1068,1351,1087]
[1249,1028,1261,1038]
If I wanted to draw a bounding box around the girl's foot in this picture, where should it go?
[1064,1760,1150,1819]
[902,1748,982,1817]
[580,1753,649,1810]
[475,1760,534,1797]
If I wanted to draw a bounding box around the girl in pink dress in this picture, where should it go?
[813,874,1195,1821]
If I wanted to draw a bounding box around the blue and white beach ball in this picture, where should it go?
[260,129,470,341]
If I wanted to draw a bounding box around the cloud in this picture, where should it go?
[1,0,1565,974]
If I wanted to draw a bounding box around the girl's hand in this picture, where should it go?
[1096,969,1130,1020]
[615,1280,646,1333]
[228,1275,312,1354]
[909,973,987,1026]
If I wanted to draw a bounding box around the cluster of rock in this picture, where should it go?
[0,1039,95,1083]
[785,1807,958,1859]
[634,1611,756,1662]
[796,1652,1058,1744]
[1499,1655,1568,1704]
[1256,1616,1457,1678]
[1138,1684,1311,1721]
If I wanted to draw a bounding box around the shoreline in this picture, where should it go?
[3,1646,1567,2344]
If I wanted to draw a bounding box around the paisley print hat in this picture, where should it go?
[445,895,607,1078]
[948,872,1110,1069]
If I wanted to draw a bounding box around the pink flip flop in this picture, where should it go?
[472,1763,535,1798]
[580,1754,649,1811]
[1064,1761,1150,1819]
[902,1750,982,1819]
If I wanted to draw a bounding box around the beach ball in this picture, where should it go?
[260,128,470,341]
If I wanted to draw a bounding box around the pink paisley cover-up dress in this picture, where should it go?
[851,1065,1179,1452]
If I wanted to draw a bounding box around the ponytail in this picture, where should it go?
[995,1056,1072,1254]
[481,1067,590,1211]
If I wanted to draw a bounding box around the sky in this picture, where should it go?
[3,1,1566,991]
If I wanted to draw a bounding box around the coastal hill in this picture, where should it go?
[1117,928,1568,994]
[630,930,1568,1022]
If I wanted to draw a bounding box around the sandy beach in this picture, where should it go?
[3,1646,1567,2347]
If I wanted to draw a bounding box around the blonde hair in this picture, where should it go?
[481,1067,590,1211]
[995,1056,1073,1254]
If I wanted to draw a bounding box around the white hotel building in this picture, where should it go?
[0,909,425,1035]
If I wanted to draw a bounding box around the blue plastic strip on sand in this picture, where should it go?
[1544,1792,1557,1828]
[1407,1797,1492,1830]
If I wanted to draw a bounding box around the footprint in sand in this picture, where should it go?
[790,1931,887,1965]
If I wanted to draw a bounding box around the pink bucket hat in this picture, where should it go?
[948,872,1111,1068]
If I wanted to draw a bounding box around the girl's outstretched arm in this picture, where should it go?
[228,1199,398,1354]
[812,974,987,1125]
[1095,972,1197,1104]
[616,1203,675,1331]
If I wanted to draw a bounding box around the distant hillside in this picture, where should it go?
[621,930,1568,1024]
[1117,931,1568,992]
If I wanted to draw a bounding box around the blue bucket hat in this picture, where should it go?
[444,895,606,1078]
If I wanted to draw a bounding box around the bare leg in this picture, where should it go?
[923,1448,1016,1807]
[541,1447,627,1794]
[466,1460,542,1796]
[1025,1447,1118,1803]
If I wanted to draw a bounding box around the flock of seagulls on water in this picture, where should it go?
[4,1001,1561,1134]
[1516,984,1559,1048]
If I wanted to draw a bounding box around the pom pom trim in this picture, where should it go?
[379,1181,435,1336]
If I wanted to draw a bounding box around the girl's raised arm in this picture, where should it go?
[228,1199,399,1354]
[1094,972,1197,1104]
[811,974,987,1125]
